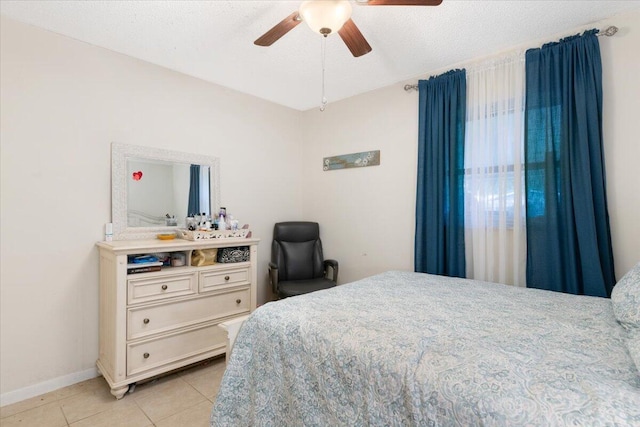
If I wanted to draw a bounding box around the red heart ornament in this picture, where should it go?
[132,171,143,181]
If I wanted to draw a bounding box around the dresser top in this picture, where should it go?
[97,237,260,254]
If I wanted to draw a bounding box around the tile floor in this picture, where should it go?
[0,356,226,427]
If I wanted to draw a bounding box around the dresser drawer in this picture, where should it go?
[127,291,250,340]
[127,323,226,376]
[199,266,250,293]
[127,272,197,305]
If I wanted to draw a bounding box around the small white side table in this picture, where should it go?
[219,314,250,362]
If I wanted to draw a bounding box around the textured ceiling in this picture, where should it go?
[2,0,639,111]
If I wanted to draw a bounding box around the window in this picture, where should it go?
[464,103,525,229]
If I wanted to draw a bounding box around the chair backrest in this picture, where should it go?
[272,222,325,281]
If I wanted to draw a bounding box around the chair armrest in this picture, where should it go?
[323,259,339,283]
[268,262,279,294]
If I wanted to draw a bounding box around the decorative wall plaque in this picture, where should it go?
[323,150,380,171]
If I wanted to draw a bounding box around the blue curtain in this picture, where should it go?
[525,30,616,297]
[415,69,466,277]
[188,164,200,216]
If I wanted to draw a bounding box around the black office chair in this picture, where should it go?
[269,222,338,299]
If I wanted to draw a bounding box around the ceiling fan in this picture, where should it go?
[254,0,443,57]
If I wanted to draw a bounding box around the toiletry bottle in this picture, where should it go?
[218,212,226,231]
[186,216,195,230]
[105,223,113,241]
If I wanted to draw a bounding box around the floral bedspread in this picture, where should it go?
[211,271,640,426]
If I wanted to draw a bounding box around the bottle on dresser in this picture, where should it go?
[218,207,227,231]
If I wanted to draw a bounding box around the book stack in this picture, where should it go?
[127,255,163,274]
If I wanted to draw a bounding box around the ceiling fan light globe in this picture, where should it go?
[299,0,352,36]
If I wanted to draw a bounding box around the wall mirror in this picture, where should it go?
[111,143,220,240]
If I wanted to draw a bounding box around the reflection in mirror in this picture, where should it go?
[112,143,220,240]
[126,159,211,227]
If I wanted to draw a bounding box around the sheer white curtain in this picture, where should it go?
[464,52,526,286]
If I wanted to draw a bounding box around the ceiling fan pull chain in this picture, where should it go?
[320,37,328,112]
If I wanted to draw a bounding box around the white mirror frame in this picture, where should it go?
[111,142,220,240]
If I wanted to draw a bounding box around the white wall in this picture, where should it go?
[600,10,640,276]
[300,85,419,284]
[300,10,640,285]
[0,16,303,401]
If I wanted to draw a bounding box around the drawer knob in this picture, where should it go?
[143,318,150,324]
[161,284,168,290]
[143,352,150,359]
[236,299,242,304]
[224,276,230,281]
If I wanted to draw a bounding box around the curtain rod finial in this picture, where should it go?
[600,26,618,37]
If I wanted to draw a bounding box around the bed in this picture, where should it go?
[211,268,640,426]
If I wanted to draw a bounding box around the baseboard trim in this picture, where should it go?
[0,367,99,407]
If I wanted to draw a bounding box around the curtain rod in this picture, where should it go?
[403,25,618,92]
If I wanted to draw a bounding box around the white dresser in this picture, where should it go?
[96,237,259,399]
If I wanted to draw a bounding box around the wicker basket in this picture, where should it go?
[176,228,251,241]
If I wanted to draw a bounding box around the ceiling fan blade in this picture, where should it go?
[254,11,302,46]
[358,0,442,5]
[338,19,372,57]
